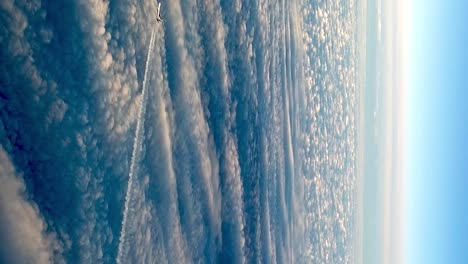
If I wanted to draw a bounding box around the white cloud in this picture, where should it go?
[0,0,347,262]
[0,147,63,264]
[298,0,358,262]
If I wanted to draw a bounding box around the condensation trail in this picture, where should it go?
[116,29,156,264]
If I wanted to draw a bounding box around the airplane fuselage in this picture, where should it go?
[156,2,162,23]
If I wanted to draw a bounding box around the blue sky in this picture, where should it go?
[406,0,468,263]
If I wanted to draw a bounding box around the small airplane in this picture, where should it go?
[156,2,163,23]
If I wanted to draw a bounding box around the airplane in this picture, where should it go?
[156,2,163,23]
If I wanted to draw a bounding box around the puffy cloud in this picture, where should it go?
[298,0,358,262]
[0,0,358,262]
[0,147,63,264]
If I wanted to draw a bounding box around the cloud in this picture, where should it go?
[298,0,358,262]
[134,27,191,263]
[0,0,146,261]
[160,0,231,261]
[0,0,357,262]
[0,147,63,264]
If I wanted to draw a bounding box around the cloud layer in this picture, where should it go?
[0,0,357,262]
[0,147,63,264]
[298,0,358,262]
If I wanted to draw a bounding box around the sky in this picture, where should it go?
[405,0,468,263]
[362,0,468,263]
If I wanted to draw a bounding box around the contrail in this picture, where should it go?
[116,29,156,264]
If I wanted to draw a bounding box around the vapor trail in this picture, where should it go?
[116,29,156,264]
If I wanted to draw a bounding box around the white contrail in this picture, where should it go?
[116,29,156,264]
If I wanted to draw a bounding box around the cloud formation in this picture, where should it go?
[0,0,357,262]
[0,147,63,264]
[297,0,358,262]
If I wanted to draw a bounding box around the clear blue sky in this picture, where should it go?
[406,0,468,263]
